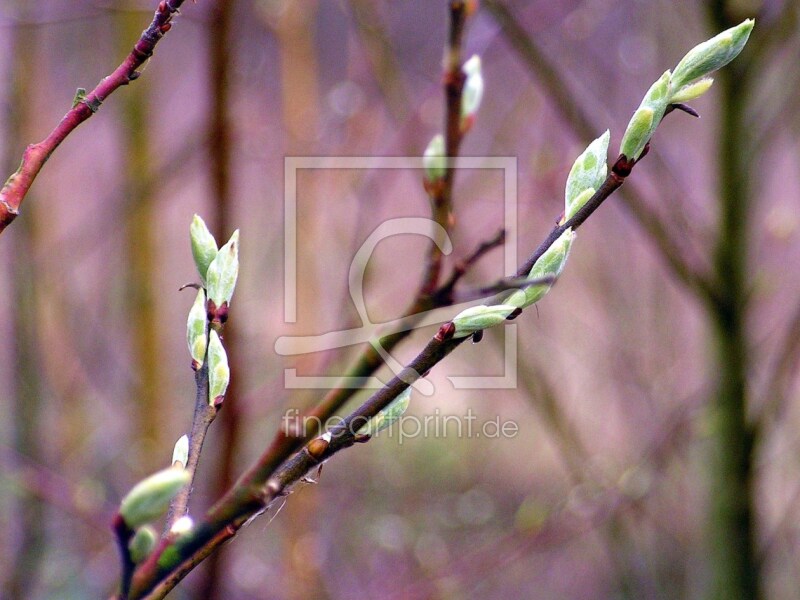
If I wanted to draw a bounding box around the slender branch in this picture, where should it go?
[482,0,716,302]
[421,0,469,294]
[164,363,218,532]
[197,0,240,596]
[0,0,189,235]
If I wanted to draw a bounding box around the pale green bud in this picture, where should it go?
[129,525,157,563]
[461,55,484,121]
[506,229,574,309]
[206,230,239,309]
[423,134,446,183]
[357,387,412,437]
[669,77,714,103]
[671,19,754,90]
[619,70,670,160]
[619,107,655,160]
[566,188,595,222]
[190,214,218,285]
[169,515,194,535]
[208,329,230,406]
[119,467,191,529]
[451,304,519,339]
[186,289,208,369]
[172,434,189,469]
[565,130,609,220]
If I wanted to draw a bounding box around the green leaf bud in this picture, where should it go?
[669,77,714,103]
[186,289,208,369]
[190,214,218,285]
[119,467,191,529]
[461,55,484,124]
[72,88,87,109]
[206,229,239,309]
[358,387,412,437]
[172,434,189,469]
[566,188,596,223]
[619,107,655,160]
[207,329,230,406]
[619,69,670,160]
[506,229,574,309]
[565,130,609,220]
[423,134,446,183]
[451,304,519,339]
[129,525,157,564]
[671,19,754,91]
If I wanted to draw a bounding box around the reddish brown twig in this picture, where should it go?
[0,0,189,235]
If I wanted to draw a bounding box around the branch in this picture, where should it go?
[125,138,650,600]
[0,0,189,236]
[164,363,219,532]
[420,0,470,295]
[482,0,716,302]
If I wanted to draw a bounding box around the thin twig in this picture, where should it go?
[164,363,218,532]
[0,0,189,235]
[196,0,239,596]
[421,0,469,295]
[482,0,716,302]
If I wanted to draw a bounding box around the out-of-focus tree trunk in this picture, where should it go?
[118,7,164,470]
[706,6,758,597]
[4,11,45,597]
[196,1,241,597]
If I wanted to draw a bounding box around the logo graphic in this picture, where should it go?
[277,156,519,394]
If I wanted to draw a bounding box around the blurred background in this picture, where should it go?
[0,0,798,598]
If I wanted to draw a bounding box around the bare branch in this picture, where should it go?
[0,0,190,235]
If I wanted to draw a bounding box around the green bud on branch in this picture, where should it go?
[670,19,754,90]
[423,134,447,183]
[461,54,484,130]
[71,88,87,109]
[118,467,191,530]
[190,214,218,286]
[619,70,670,160]
[206,229,240,311]
[358,387,412,437]
[207,329,230,406]
[506,229,574,309]
[451,304,520,338]
[186,289,208,370]
[169,515,194,536]
[172,434,189,469]
[565,130,609,221]
[128,525,157,564]
[669,77,714,103]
